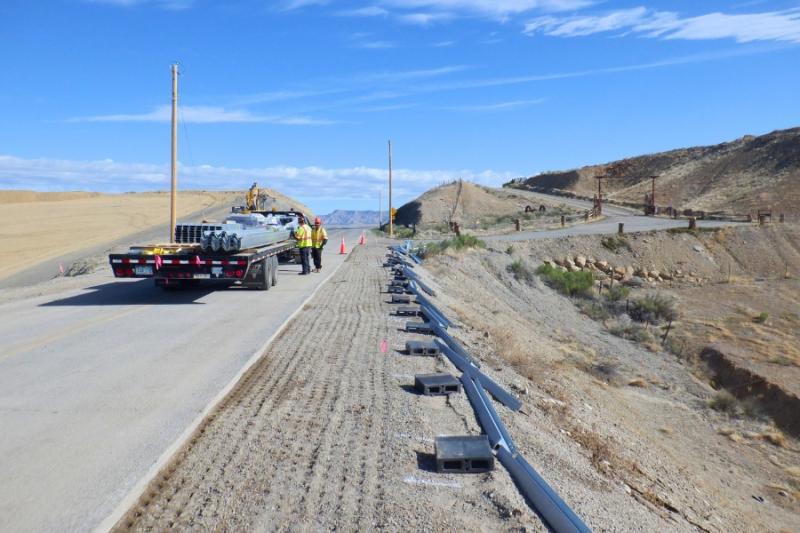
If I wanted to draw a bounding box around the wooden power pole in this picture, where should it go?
[169,63,178,243]
[388,139,393,238]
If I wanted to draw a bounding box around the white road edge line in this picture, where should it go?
[93,245,354,533]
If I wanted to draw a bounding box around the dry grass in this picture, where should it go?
[627,378,648,388]
[759,430,788,448]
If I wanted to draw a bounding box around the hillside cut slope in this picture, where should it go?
[513,127,800,214]
[395,180,565,227]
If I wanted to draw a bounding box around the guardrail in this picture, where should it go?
[390,250,591,533]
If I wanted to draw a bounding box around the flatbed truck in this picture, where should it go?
[109,239,296,290]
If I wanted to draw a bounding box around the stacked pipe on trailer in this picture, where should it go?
[195,213,292,254]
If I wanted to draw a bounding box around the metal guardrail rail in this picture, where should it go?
[390,250,591,533]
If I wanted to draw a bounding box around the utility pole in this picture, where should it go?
[378,189,382,228]
[650,175,657,216]
[169,63,178,243]
[388,139,393,238]
[595,175,605,215]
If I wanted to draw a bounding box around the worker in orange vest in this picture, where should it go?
[294,217,313,275]
[311,216,328,273]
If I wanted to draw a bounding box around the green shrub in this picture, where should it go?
[420,234,485,258]
[601,235,632,253]
[507,259,534,283]
[608,317,652,343]
[754,312,769,324]
[629,293,678,324]
[707,390,739,414]
[536,264,594,297]
[605,285,630,302]
[579,300,611,320]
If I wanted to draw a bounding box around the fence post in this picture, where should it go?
[561,215,565,227]
[618,222,624,235]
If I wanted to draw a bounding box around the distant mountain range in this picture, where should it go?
[320,210,385,226]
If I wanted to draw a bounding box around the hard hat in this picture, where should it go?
[314,216,321,225]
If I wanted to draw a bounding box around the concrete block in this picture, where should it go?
[405,340,440,356]
[406,321,433,334]
[396,306,421,317]
[434,435,494,473]
[391,294,412,304]
[415,373,461,396]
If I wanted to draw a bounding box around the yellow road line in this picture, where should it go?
[1,306,146,361]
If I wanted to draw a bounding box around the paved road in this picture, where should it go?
[0,228,360,533]
[485,192,746,242]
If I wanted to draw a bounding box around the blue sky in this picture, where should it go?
[1,0,799,214]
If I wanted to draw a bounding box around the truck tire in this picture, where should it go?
[271,255,279,286]
[257,258,271,291]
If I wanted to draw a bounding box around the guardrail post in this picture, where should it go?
[618,222,624,235]
[560,215,565,227]
[688,217,697,230]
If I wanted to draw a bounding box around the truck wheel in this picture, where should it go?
[271,256,279,286]
[257,258,270,291]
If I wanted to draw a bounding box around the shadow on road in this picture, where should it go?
[40,279,215,306]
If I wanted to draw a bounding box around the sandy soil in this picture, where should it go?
[416,227,800,531]
[0,191,244,280]
[115,242,536,531]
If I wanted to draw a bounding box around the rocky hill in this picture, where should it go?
[394,180,567,228]
[511,127,800,214]
[319,210,383,226]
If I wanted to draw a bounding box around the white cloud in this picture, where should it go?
[525,7,800,43]
[85,0,193,9]
[0,154,517,205]
[337,6,390,17]
[70,105,334,125]
[355,40,398,48]
[397,11,454,24]
[382,0,593,18]
[444,98,545,111]
[281,0,330,10]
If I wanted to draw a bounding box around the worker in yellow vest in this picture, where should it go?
[294,218,313,275]
[311,216,328,273]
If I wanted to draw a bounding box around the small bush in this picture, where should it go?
[536,264,594,297]
[607,315,652,343]
[754,312,769,324]
[506,245,514,255]
[579,300,611,320]
[507,259,534,283]
[629,293,678,324]
[419,234,485,258]
[605,285,630,302]
[707,390,739,414]
[601,235,632,253]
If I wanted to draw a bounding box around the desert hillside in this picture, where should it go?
[394,180,570,228]
[511,127,800,215]
[0,188,308,280]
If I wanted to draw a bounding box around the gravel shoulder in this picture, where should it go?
[115,241,533,531]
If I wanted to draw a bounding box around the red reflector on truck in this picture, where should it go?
[237,260,247,266]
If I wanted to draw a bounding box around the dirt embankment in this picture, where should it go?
[418,225,800,531]
[514,127,800,215]
[394,181,576,230]
[0,189,312,281]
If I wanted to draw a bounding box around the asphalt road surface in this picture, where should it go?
[0,228,360,533]
[486,191,745,242]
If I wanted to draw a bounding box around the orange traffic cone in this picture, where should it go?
[339,237,347,254]
[359,232,366,245]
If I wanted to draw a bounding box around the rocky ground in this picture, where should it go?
[420,224,800,532]
[112,225,800,532]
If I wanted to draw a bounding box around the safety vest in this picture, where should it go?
[311,227,328,248]
[295,224,312,248]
